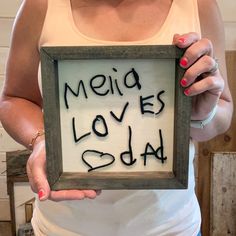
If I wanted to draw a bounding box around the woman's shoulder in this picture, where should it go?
[19,0,48,17]
[14,0,48,42]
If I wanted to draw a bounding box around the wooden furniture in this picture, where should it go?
[6,150,31,236]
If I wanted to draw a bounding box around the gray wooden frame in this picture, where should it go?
[40,45,191,190]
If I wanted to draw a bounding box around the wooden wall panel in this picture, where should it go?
[211,152,236,236]
[224,22,236,51]
[0,199,11,221]
[0,75,4,89]
[0,19,14,47]
[0,48,9,75]
[0,152,6,176]
[197,51,236,236]
[0,0,22,18]
[0,176,8,199]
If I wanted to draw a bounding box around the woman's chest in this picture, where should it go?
[70,0,172,41]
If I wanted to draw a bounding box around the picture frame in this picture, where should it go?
[40,45,191,190]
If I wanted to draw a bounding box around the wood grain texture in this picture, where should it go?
[211,152,236,236]
[0,199,11,221]
[0,222,12,236]
[197,51,236,236]
[224,22,236,51]
[6,150,30,236]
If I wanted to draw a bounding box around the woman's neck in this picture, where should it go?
[70,0,173,42]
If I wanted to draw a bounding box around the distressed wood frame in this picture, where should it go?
[40,45,191,190]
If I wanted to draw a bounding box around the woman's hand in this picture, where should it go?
[173,32,225,121]
[26,139,101,201]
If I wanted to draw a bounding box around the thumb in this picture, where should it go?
[28,141,51,201]
[33,165,51,201]
[172,33,180,44]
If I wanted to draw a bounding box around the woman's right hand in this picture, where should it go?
[26,139,100,201]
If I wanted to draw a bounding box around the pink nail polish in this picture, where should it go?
[180,78,187,87]
[38,189,45,200]
[180,58,188,67]
[178,38,186,44]
[184,89,190,96]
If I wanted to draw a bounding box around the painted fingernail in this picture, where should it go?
[180,78,188,87]
[178,37,186,44]
[184,89,190,96]
[180,58,188,67]
[38,189,45,200]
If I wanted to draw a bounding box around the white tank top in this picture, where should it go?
[33,0,202,235]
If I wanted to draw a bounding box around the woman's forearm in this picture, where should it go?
[0,95,44,149]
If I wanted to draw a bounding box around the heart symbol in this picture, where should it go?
[82,150,115,172]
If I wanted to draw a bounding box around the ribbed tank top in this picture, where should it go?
[34,1,202,235]
[38,0,201,47]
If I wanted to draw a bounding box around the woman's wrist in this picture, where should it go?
[29,129,45,150]
[190,105,218,129]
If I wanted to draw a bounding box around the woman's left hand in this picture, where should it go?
[173,32,225,121]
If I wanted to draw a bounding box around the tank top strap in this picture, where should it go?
[39,0,76,47]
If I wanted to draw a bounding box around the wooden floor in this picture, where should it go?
[0,222,12,236]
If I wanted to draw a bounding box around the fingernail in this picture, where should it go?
[38,189,45,200]
[180,78,188,87]
[180,58,188,67]
[178,37,186,44]
[184,89,190,96]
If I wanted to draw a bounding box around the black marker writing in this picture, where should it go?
[120,126,137,166]
[90,75,109,96]
[82,150,115,172]
[92,115,108,137]
[64,81,88,109]
[110,102,129,123]
[114,79,123,96]
[109,76,114,94]
[140,95,155,115]
[124,68,142,90]
[155,90,165,115]
[140,90,166,116]
[72,117,91,143]
[141,129,167,165]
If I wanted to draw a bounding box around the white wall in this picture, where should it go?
[0,0,235,221]
[0,0,24,221]
[217,0,236,50]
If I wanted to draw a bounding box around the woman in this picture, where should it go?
[0,0,233,235]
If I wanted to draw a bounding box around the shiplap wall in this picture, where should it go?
[0,0,236,221]
[0,0,24,221]
[217,0,236,50]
